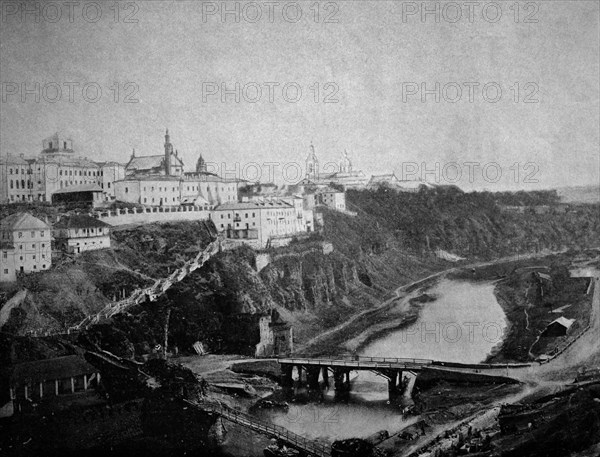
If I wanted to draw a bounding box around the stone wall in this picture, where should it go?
[94,206,211,226]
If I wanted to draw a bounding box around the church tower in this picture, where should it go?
[164,128,173,175]
[305,142,319,180]
[196,154,207,173]
[340,149,352,173]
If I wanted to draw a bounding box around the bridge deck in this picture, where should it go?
[278,356,529,380]
[185,400,331,457]
[279,356,434,370]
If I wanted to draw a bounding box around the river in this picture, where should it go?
[247,279,509,449]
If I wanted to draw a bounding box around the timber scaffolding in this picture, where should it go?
[184,399,331,457]
[28,221,222,337]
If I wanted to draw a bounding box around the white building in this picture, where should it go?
[115,130,239,207]
[115,176,183,207]
[212,198,312,249]
[0,213,52,282]
[318,187,346,211]
[52,215,111,254]
[98,162,126,200]
[0,133,126,204]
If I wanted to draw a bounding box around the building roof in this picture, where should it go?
[536,272,552,281]
[181,195,211,205]
[316,186,343,194]
[35,155,100,168]
[548,317,575,329]
[126,153,184,172]
[369,173,399,183]
[53,214,110,229]
[52,183,104,194]
[0,213,50,231]
[9,355,96,385]
[126,155,164,171]
[0,154,29,165]
[116,175,182,183]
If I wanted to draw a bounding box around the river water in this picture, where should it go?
[249,279,508,448]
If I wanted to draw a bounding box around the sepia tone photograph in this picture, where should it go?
[0,1,599,456]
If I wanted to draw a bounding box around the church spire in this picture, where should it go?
[164,128,172,175]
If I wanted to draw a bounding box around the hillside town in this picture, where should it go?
[0,130,438,283]
[1,1,599,456]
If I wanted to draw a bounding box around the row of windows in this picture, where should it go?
[17,231,46,238]
[59,179,95,188]
[143,197,178,203]
[7,168,103,177]
[219,212,257,219]
[9,194,45,202]
[9,179,34,190]
[14,244,47,251]
[142,186,178,193]
[2,264,48,274]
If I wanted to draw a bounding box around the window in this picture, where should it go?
[125,187,129,193]
[42,265,46,269]
[31,244,35,249]
[64,141,67,149]
[33,255,36,260]
[3,269,7,275]
[49,141,53,149]
[18,232,22,238]
[31,231,34,237]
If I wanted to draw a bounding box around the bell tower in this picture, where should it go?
[305,142,319,180]
[164,128,172,175]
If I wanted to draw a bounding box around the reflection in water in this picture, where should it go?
[361,279,508,363]
[254,383,415,442]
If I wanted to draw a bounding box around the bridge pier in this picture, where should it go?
[296,365,306,387]
[280,364,294,388]
[333,368,351,400]
[306,366,320,391]
[381,369,403,404]
[321,366,329,388]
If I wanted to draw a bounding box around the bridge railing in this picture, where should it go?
[185,399,330,456]
[278,356,434,366]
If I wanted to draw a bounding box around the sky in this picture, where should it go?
[0,0,598,190]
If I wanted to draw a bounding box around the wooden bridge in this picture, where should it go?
[185,399,331,457]
[278,356,528,401]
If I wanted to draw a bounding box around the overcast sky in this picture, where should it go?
[0,1,598,190]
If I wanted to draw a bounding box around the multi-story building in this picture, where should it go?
[114,176,183,206]
[318,187,346,211]
[0,133,126,205]
[212,197,312,249]
[98,162,126,201]
[53,215,111,254]
[0,213,52,282]
[114,130,239,207]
